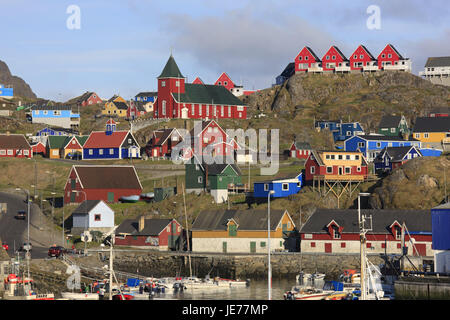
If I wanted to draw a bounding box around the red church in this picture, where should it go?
[154,55,248,120]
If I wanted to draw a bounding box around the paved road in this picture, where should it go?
[0,191,62,260]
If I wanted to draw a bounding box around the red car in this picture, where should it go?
[48,245,65,258]
[2,243,8,251]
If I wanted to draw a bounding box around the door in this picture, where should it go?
[181,107,188,119]
[70,192,76,203]
[338,167,343,175]
[325,243,332,253]
[107,192,114,203]
[250,241,256,253]
[153,149,158,157]
[222,242,227,253]
[291,150,296,158]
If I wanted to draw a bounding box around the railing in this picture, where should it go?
[313,174,378,182]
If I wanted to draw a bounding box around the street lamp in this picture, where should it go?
[267,189,275,301]
[358,192,370,301]
[15,187,30,279]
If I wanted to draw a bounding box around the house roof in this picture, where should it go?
[47,135,70,149]
[378,115,403,128]
[64,136,89,149]
[158,55,184,79]
[206,163,242,176]
[151,128,177,146]
[292,141,312,150]
[72,165,142,190]
[135,92,157,98]
[112,101,129,110]
[331,45,348,61]
[375,146,419,162]
[72,200,110,215]
[354,135,418,142]
[303,46,321,62]
[278,62,295,78]
[358,45,376,60]
[381,44,405,60]
[0,134,31,149]
[192,209,289,231]
[116,218,174,236]
[31,105,72,111]
[300,209,431,234]
[83,131,131,148]
[424,56,450,68]
[413,117,450,133]
[173,83,245,106]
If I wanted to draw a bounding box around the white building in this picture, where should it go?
[70,200,115,235]
[419,57,450,87]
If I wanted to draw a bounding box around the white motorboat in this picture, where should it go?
[296,272,326,284]
[284,281,353,300]
[61,292,99,300]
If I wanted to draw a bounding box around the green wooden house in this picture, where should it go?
[377,115,409,137]
[185,157,242,203]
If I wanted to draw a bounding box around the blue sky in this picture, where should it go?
[0,0,449,101]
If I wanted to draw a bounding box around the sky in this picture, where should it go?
[0,0,449,101]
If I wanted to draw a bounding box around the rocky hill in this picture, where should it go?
[243,72,450,134]
[0,60,36,99]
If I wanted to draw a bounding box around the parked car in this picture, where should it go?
[15,210,26,220]
[19,242,32,252]
[2,243,8,251]
[48,245,66,258]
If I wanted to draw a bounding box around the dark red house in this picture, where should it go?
[74,92,103,107]
[321,46,349,72]
[154,55,247,120]
[214,72,235,91]
[64,165,143,204]
[192,77,204,84]
[31,141,46,157]
[114,217,182,250]
[145,128,182,158]
[349,45,377,72]
[289,141,312,160]
[295,46,322,73]
[127,100,146,119]
[0,134,32,158]
[300,209,432,256]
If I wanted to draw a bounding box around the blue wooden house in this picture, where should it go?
[374,146,422,173]
[36,127,77,137]
[31,105,80,129]
[344,135,421,162]
[253,173,303,198]
[0,84,13,99]
[315,120,364,142]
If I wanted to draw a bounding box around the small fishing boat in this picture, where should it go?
[119,195,140,203]
[215,277,250,287]
[296,271,326,284]
[284,281,351,300]
[3,274,55,300]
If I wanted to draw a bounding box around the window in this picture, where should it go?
[382,54,385,58]
[310,166,315,174]
[341,242,346,248]
[311,242,316,248]
[176,81,180,87]
[228,107,231,117]
[305,56,309,61]
[89,149,93,155]
[345,167,351,174]
[346,155,350,160]
[264,184,269,191]
[376,142,381,148]
[162,101,166,115]
[358,142,365,148]
[355,155,360,160]
[224,81,228,86]
[353,55,357,59]
[0,150,5,155]
[161,81,166,87]
[99,149,103,155]
[333,226,341,239]
[357,166,361,172]
[109,149,114,155]
[326,166,333,174]
[52,150,58,156]
[298,56,302,61]
[198,176,203,183]
[360,55,364,59]
[326,56,330,60]
[325,155,330,160]
[43,111,48,115]
[54,110,61,116]
[415,133,420,139]
[282,183,289,191]
[388,54,392,58]
[218,81,222,85]
[260,242,266,247]
[338,155,343,160]
[330,155,335,160]
[23,150,29,156]
[228,224,237,237]
[94,214,101,221]
[424,133,429,138]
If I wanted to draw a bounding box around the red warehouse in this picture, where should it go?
[300,209,432,256]
[115,217,182,251]
[0,134,32,158]
[64,165,143,204]
[154,55,248,120]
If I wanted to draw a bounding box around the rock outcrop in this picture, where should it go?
[0,60,36,99]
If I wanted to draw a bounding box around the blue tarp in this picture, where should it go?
[126,278,141,287]
[419,148,443,157]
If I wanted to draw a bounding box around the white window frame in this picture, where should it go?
[282,183,289,191]
[264,184,269,191]
[310,166,315,174]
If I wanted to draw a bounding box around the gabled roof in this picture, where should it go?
[413,117,450,133]
[192,77,204,84]
[158,55,184,79]
[302,46,321,62]
[31,105,72,111]
[173,83,245,106]
[116,218,175,236]
[0,134,31,149]
[424,57,450,68]
[292,141,312,150]
[206,163,242,176]
[83,131,131,149]
[135,92,157,98]
[375,146,420,162]
[278,62,295,78]
[353,45,376,60]
[111,101,129,110]
[192,209,290,231]
[72,200,112,215]
[47,135,70,149]
[324,46,348,60]
[380,44,404,60]
[301,209,431,234]
[151,128,179,146]
[72,165,142,190]
[352,135,418,142]
[378,115,403,128]
[63,136,89,149]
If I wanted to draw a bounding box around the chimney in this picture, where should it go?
[138,215,145,232]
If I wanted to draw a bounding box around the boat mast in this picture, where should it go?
[182,183,192,277]
[358,193,371,300]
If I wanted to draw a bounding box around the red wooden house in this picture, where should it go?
[114,217,182,251]
[321,46,349,72]
[300,209,432,256]
[214,72,235,91]
[289,141,312,160]
[192,77,204,84]
[349,45,377,72]
[305,150,368,182]
[64,165,143,204]
[127,100,146,119]
[377,44,411,71]
[145,128,182,158]
[31,141,46,157]
[0,134,32,158]
[154,55,247,120]
[74,92,103,107]
[295,46,322,73]
[187,120,240,159]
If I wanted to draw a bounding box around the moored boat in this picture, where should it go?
[61,292,99,300]
[119,195,140,203]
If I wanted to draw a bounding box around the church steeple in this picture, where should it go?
[158,55,184,79]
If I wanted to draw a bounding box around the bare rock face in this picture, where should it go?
[417,174,438,189]
[0,59,37,99]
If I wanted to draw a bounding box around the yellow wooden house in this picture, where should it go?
[191,209,297,253]
[102,95,128,117]
[413,117,450,149]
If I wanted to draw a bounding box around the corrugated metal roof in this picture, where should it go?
[424,57,450,68]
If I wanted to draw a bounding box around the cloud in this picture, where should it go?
[162,7,335,88]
